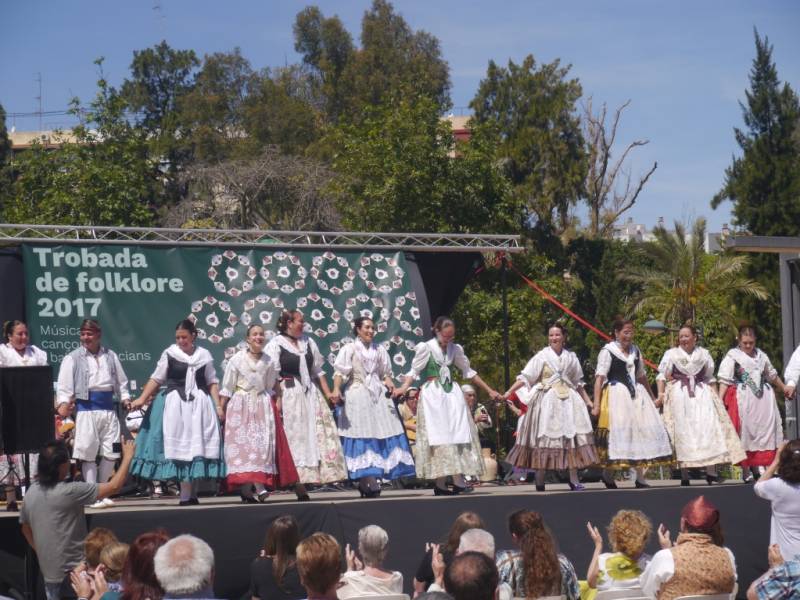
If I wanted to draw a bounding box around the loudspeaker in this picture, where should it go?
[0,366,54,454]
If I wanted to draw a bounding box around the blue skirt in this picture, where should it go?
[130,393,226,482]
[341,434,416,480]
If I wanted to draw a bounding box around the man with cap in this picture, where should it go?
[57,319,130,508]
[641,495,737,600]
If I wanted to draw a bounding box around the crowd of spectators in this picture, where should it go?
[12,439,800,600]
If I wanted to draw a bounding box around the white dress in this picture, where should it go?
[334,341,415,480]
[595,342,673,468]
[405,339,484,479]
[657,346,745,468]
[0,344,47,485]
[508,346,598,470]
[220,350,278,486]
[265,334,347,484]
[718,348,784,466]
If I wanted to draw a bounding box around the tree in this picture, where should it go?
[0,103,11,212]
[5,62,156,226]
[180,48,255,162]
[294,1,451,122]
[327,98,520,233]
[120,41,199,202]
[470,55,586,233]
[583,98,658,238]
[177,146,339,231]
[622,218,767,331]
[711,30,800,365]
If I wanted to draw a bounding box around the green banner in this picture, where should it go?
[22,245,425,392]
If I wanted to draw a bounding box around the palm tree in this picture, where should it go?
[622,217,768,328]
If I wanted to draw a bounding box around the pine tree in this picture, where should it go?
[712,30,800,367]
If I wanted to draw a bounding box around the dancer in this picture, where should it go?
[220,324,299,502]
[126,319,224,506]
[505,323,598,491]
[718,325,785,482]
[331,317,415,497]
[265,310,347,498]
[593,318,673,488]
[657,324,746,485]
[57,319,129,508]
[0,320,48,511]
[394,316,502,495]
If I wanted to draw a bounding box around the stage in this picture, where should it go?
[0,480,770,600]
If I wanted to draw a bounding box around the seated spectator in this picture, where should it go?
[755,440,800,560]
[339,525,403,599]
[20,440,135,600]
[582,510,653,599]
[84,528,120,573]
[640,495,737,600]
[154,535,217,600]
[397,387,419,445]
[444,552,498,600]
[71,542,130,600]
[414,511,485,594]
[747,544,800,600]
[249,515,305,600]
[496,509,579,600]
[120,529,170,600]
[296,533,341,600]
[429,529,511,600]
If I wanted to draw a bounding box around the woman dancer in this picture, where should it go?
[265,311,346,498]
[593,318,673,488]
[394,316,501,495]
[718,325,785,482]
[331,317,415,497]
[220,324,299,502]
[505,323,598,492]
[657,324,746,485]
[0,320,48,511]
[126,319,225,505]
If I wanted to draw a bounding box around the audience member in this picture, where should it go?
[582,510,653,599]
[154,535,217,600]
[444,552,498,600]
[747,544,800,600]
[754,440,800,560]
[249,516,305,600]
[339,525,402,598]
[20,439,135,600]
[71,542,130,600]
[496,509,579,600]
[398,388,419,445]
[414,511,485,594]
[640,496,737,600]
[84,528,120,573]
[429,529,511,600]
[296,533,341,600]
[120,529,170,600]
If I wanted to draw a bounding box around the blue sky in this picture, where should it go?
[2,1,799,231]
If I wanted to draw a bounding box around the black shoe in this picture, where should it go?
[434,486,455,496]
[257,490,270,503]
[535,484,545,492]
[681,479,690,487]
[634,480,651,489]
[179,497,199,506]
[603,479,618,489]
[6,500,18,512]
[452,485,473,495]
[296,493,310,502]
[240,494,258,504]
[706,475,719,485]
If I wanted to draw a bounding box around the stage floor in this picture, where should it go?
[0,479,770,599]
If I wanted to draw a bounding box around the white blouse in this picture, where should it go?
[518,346,585,387]
[785,345,800,388]
[0,343,48,367]
[596,343,646,380]
[656,346,715,383]
[405,339,477,380]
[717,348,777,388]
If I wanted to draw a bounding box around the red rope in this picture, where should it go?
[503,256,657,370]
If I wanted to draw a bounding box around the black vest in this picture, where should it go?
[606,349,639,397]
[278,344,315,380]
[165,355,209,401]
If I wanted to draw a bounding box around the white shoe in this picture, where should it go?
[102,498,115,508]
[89,500,106,509]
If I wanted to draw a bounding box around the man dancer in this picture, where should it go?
[57,319,130,508]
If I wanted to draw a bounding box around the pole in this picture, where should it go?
[500,254,511,456]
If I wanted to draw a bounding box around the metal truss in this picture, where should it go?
[0,224,524,253]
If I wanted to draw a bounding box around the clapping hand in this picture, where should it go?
[657,524,672,549]
[586,521,603,551]
[70,569,94,600]
[430,543,445,587]
[768,544,784,568]
[345,543,363,572]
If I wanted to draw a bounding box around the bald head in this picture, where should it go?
[154,534,215,596]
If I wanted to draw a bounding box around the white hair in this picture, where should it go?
[457,528,495,559]
[154,534,215,595]
[358,525,389,567]
[461,384,476,395]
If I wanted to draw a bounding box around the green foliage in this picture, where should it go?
[5,63,155,226]
[470,55,587,233]
[711,31,800,368]
[328,98,521,233]
[294,0,451,122]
